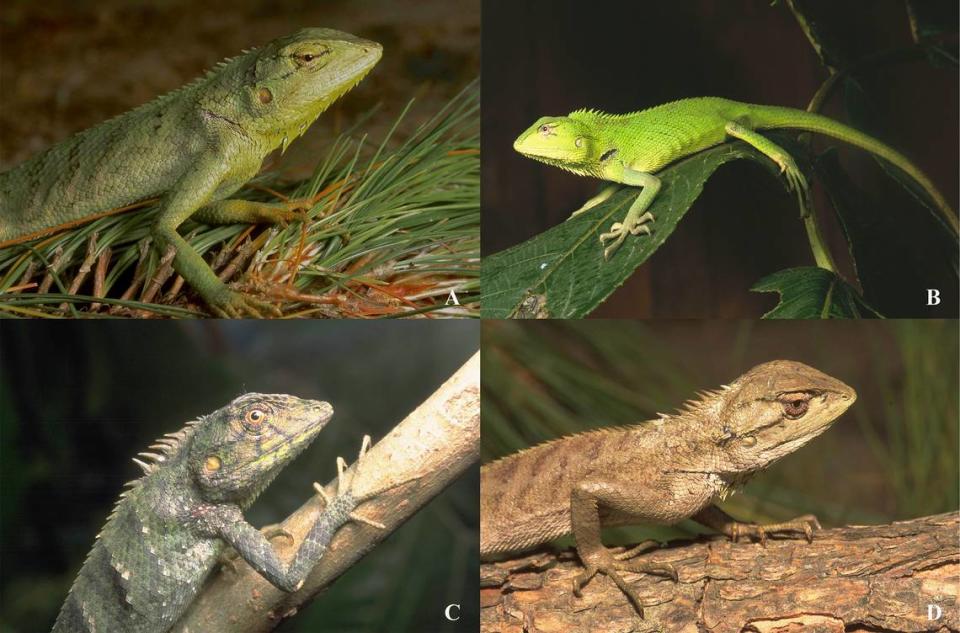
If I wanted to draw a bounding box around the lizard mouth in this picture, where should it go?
[285,400,334,446]
[252,399,333,462]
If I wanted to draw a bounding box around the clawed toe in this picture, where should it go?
[209,290,282,319]
[598,212,656,259]
[622,560,678,582]
[574,549,680,618]
[571,565,599,598]
[731,514,822,545]
[575,562,647,616]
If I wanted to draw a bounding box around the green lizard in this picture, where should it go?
[51,393,402,633]
[0,29,381,317]
[513,97,958,259]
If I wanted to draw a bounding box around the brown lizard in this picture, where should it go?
[480,360,856,615]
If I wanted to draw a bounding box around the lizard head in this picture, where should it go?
[513,116,600,175]
[701,360,856,474]
[244,28,382,148]
[187,393,334,505]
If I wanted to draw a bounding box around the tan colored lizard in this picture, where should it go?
[480,360,856,615]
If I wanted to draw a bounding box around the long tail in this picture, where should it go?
[750,105,958,235]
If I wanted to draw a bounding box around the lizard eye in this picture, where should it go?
[243,408,267,432]
[575,137,583,148]
[538,125,549,134]
[293,47,330,65]
[780,396,810,419]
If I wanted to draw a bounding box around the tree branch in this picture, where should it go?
[175,350,480,633]
[480,512,959,632]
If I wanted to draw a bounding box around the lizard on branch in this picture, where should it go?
[480,360,856,616]
[513,97,958,259]
[52,393,405,633]
[0,29,381,317]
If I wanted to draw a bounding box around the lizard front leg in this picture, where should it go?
[569,480,677,616]
[212,435,416,592]
[598,169,659,260]
[724,121,809,211]
[153,157,282,318]
[693,504,821,545]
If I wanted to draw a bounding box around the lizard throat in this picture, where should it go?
[522,154,603,178]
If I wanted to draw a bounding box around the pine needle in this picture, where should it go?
[0,81,480,319]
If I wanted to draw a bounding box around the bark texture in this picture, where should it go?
[175,351,480,633]
[480,512,959,633]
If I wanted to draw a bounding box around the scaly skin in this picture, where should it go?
[514,97,958,259]
[0,29,382,317]
[480,360,857,616]
[52,393,384,633]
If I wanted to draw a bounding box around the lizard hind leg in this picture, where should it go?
[724,121,811,211]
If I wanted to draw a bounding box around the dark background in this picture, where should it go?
[0,321,480,633]
[481,0,959,318]
[482,319,958,543]
[0,0,480,176]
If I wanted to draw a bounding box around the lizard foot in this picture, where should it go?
[599,211,655,260]
[612,539,661,561]
[730,514,821,545]
[275,200,312,225]
[311,435,421,532]
[772,153,811,214]
[573,549,677,616]
[207,288,282,319]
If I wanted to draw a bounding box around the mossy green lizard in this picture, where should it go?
[514,97,958,259]
[0,29,381,317]
[51,393,406,633]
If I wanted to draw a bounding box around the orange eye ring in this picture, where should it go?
[244,408,267,429]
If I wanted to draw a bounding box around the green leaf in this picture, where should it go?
[814,148,958,317]
[905,0,959,44]
[481,143,775,319]
[751,266,882,318]
[841,79,957,237]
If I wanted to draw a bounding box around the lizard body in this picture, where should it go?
[480,360,856,614]
[52,393,380,633]
[0,29,381,317]
[513,97,958,258]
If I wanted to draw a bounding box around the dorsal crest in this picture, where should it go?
[126,416,203,481]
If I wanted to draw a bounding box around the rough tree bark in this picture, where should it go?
[480,512,959,633]
[174,350,480,633]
